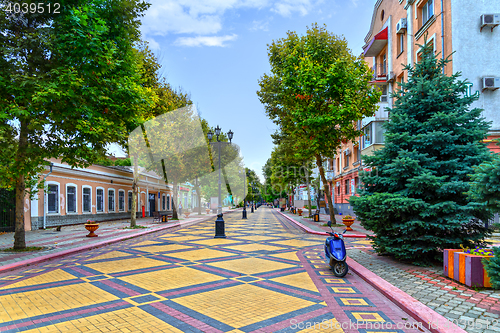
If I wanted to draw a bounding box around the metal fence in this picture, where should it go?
[0,189,15,232]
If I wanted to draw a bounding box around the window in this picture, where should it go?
[67,186,76,213]
[108,189,115,212]
[128,191,132,211]
[345,179,350,195]
[47,184,59,213]
[118,190,125,211]
[167,194,170,210]
[353,146,361,162]
[375,122,387,144]
[397,33,404,55]
[96,188,104,212]
[363,125,372,148]
[345,153,350,168]
[382,53,387,75]
[337,183,340,196]
[83,187,91,213]
[162,194,166,210]
[380,85,388,102]
[422,0,433,25]
[355,177,359,192]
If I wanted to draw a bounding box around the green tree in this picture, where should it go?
[257,23,380,224]
[0,0,152,248]
[350,41,492,265]
[468,142,500,214]
[126,41,192,226]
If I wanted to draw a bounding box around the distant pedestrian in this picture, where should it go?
[179,203,183,215]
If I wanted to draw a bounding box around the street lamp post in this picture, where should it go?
[250,183,254,213]
[207,126,233,238]
[239,170,247,219]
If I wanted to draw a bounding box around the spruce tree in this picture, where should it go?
[350,40,492,265]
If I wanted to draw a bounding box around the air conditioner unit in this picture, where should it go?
[482,77,500,91]
[396,18,407,34]
[480,14,500,31]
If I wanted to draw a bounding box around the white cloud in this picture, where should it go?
[271,0,312,17]
[139,0,321,49]
[147,37,161,51]
[250,20,270,31]
[174,34,238,47]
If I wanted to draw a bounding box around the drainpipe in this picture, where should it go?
[441,0,445,74]
[42,163,54,229]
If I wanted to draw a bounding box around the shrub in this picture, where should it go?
[483,247,500,289]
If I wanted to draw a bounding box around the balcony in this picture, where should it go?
[372,64,388,82]
[363,27,388,57]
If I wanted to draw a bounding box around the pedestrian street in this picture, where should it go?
[0,207,428,332]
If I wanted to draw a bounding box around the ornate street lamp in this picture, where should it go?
[207,126,233,238]
[239,170,247,219]
[251,184,255,213]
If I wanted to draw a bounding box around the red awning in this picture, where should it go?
[363,27,388,57]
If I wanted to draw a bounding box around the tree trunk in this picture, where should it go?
[172,181,178,220]
[14,120,28,249]
[304,164,312,217]
[316,154,336,224]
[196,186,202,215]
[130,154,138,227]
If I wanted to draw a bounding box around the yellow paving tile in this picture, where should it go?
[118,266,225,291]
[189,238,243,246]
[85,251,133,261]
[158,235,206,242]
[132,244,192,253]
[0,283,118,321]
[231,235,278,241]
[206,257,296,275]
[269,252,301,261]
[172,248,238,261]
[0,269,77,290]
[173,284,317,328]
[352,240,373,245]
[271,239,321,247]
[270,272,318,292]
[85,257,168,274]
[134,241,162,246]
[22,307,183,333]
[222,243,286,252]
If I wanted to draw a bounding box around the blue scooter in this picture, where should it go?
[324,221,348,277]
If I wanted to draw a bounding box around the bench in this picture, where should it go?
[153,212,174,223]
[153,212,160,223]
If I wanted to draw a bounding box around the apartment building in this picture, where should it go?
[332,0,500,216]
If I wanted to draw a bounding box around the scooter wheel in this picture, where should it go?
[331,261,348,277]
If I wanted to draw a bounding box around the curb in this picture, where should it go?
[275,209,367,238]
[0,210,239,274]
[347,258,467,333]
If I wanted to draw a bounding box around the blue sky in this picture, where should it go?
[138,0,376,181]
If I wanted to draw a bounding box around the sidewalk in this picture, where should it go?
[279,209,373,236]
[278,208,500,333]
[0,208,239,273]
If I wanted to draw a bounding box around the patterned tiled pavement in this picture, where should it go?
[0,207,430,333]
[0,212,224,268]
[278,209,500,333]
[347,248,500,333]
